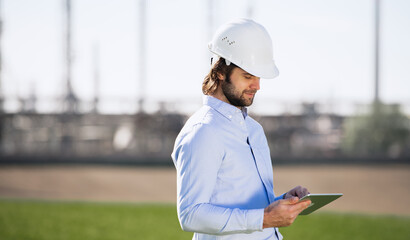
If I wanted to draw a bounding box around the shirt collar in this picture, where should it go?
[203,95,248,120]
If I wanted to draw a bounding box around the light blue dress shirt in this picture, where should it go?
[172,96,284,240]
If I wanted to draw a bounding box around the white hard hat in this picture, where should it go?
[208,18,279,79]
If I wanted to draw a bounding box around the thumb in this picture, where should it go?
[282,196,299,204]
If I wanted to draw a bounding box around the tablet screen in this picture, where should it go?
[299,193,343,215]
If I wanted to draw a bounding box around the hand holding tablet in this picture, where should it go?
[298,193,343,215]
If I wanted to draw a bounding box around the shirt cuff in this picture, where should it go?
[274,193,286,202]
[246,208,265,231]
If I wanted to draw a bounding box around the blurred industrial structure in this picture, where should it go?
[0,110,185,164]
[0,101,409,165]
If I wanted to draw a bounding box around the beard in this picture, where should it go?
[221,77,257,107]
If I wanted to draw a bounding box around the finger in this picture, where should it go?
[296,187,309,198]
[301,187,309,197]
[282,196,299,205]
[294,200,311,212]
[300,200,311,209]
[295,188,303,198]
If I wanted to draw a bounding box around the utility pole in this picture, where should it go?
[0,0,3,113]
[137,0,146,113]
[374,0,381,103]
[247,0,254,19]
[0,0,3,156]
[63,0,78,113]
[207,0,214,46]
[92,43,100,113]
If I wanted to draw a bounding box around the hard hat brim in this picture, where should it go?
[241,61,280,79]
[210,48,280,79]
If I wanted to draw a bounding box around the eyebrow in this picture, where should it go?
[242,73,255,77]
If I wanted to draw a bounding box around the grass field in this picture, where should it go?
[0,199,409,240]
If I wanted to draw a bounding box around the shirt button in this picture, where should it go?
[240,121,244,125]
[228,115,232,119]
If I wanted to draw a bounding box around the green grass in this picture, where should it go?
[0,199,409,240]
[281,212,410,240]
[0,199,192,240]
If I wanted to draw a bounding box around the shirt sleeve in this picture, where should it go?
[274,194,285,202]
[172,123,264,235]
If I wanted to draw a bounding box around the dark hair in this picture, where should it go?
[202,57,237,95]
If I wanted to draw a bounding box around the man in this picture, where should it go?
[171,19,311,240]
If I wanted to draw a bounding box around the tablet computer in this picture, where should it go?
[298,193,343,215]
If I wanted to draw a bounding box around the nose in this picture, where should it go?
[251,77,260,90]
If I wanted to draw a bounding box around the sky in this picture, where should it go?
[1,0,410,115]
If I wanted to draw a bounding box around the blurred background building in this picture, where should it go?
[0,0,409,164]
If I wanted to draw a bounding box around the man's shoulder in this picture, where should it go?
[175,106,222,146]
[185,105,224,127]
[246,115,264,130]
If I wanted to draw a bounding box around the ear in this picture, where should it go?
[217,73,225,81]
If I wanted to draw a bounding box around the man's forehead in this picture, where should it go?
[236,67,256,77]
